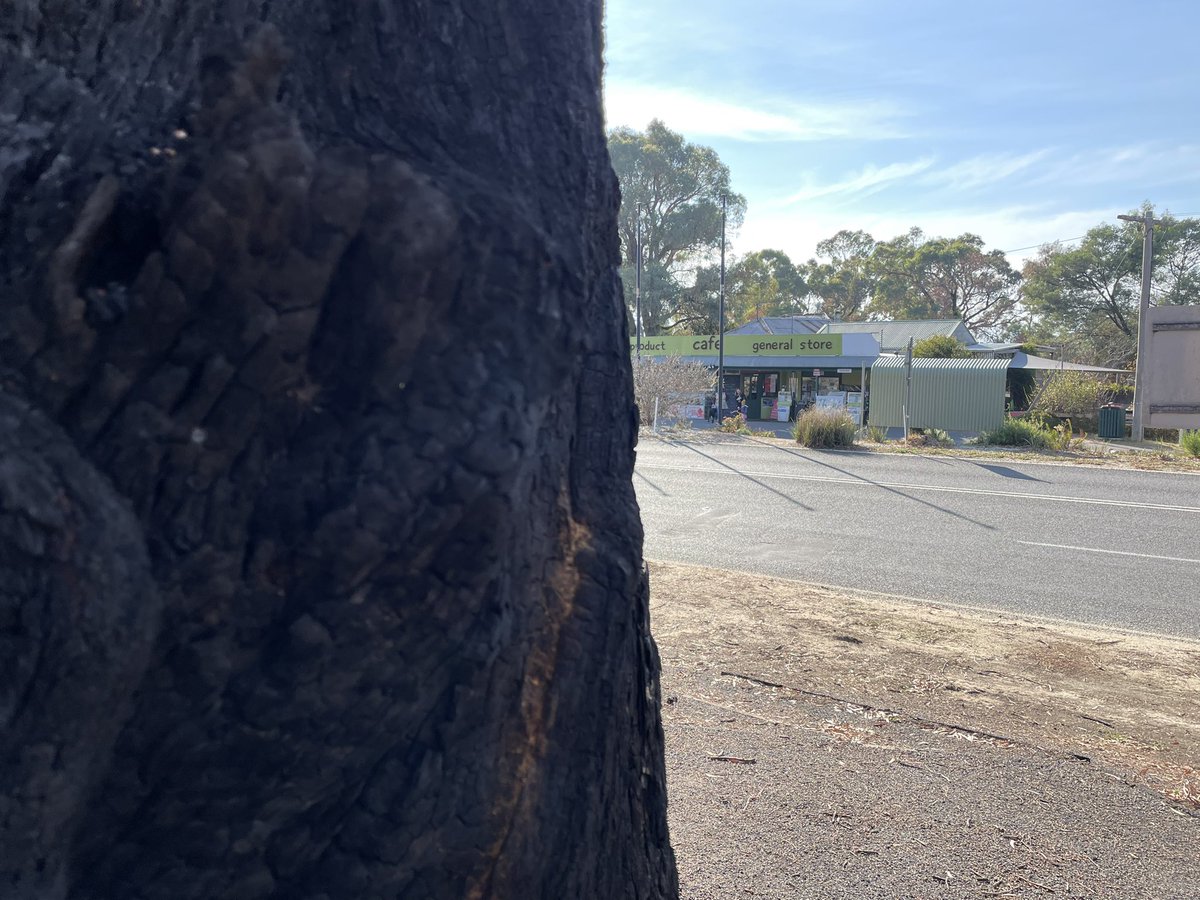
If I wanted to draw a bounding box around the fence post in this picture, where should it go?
[653,396,659,433]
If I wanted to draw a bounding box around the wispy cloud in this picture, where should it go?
[603,80,908,142]
[767,143,1198,216]
[736,204,1114,268]
[767,150,1055,210]
[925,149,1053,191]
[1025,143,1200,190]
[779,159,936,204]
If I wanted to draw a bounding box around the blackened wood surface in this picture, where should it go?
[0,3,676,898]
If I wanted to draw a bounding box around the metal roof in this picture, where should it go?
[968,341,1027,353]
[871,356,1011,372]
[726,316,834,335]
[821,319,975,350]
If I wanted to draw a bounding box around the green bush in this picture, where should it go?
[1031,371,1105,418]
[1103,383,1134,403]
[980,418,1056,449]
[912,335,971,358]
[793,407,856,449]
[1182,429,1200,458]
[865,425,888,443]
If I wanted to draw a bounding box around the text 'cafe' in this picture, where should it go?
[632,332,882,423]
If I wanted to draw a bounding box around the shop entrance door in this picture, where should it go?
[745,373,762,419]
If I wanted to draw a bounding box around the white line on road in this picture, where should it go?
[1018,541,1200,564]
[637,463,1200,513]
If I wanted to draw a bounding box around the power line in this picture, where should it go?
[1000,235,1088,254]
[1001,213,1200,255]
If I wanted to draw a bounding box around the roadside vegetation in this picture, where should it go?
[792,407,856,448]
[1182,429,1200,458]
[631,355,713,425]
[718,412,752,435]
[978,415,1074,450]
[911,335,971,358]
[923,427,954,447]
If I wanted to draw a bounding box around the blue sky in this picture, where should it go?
[604,0,1200,265]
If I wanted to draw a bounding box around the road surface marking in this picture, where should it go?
[636,463,1200,514]
[1018,541,1200,564]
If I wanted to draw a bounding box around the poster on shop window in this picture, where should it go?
[844,391,863,425]
[814,392,847,411]
[776,390,792,422]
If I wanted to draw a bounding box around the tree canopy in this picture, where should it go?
[870,230,1021,333]
[912,335,972,358]
[610,120,746,334]
[1018,206,1200,364]
[606,125,1198,362]
[802,230,878,321]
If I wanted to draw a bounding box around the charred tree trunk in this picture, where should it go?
[0,3,676,898]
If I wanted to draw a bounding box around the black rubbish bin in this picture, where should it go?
[1098,404,1126,439]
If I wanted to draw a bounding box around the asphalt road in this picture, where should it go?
[634,438,1200,640]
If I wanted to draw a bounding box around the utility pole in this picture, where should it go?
[904,337,913,442]
[635,202,642,361]
[716,194,727,422]
[1117,212,1162,442]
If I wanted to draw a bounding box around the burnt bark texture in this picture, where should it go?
[0,3,676,899]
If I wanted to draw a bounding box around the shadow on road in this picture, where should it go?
[765,444,996,531]
[678,443,815,512]
[975,463,1046,483]
[634,469,670,497]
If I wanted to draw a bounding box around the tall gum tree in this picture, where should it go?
[608,120,746,334]
[802,230,877,321]
[0,3,677,899]
[1020,208,1200,364]
[870,229,1020,334]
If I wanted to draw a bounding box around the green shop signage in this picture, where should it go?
[631,334,843,357]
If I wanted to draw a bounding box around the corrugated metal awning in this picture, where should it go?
[871,357,1012,372]
[869,357,1009,432]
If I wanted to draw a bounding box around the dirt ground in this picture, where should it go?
[650,561,1200,898]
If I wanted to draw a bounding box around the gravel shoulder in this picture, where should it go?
[651,561,1200,898]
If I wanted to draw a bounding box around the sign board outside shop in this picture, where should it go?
[1141,305,1200,430]
[632,334,844,357]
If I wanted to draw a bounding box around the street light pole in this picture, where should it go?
[1118,212,1161,442]
[716,194,727,422]
[635,202,642,361]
